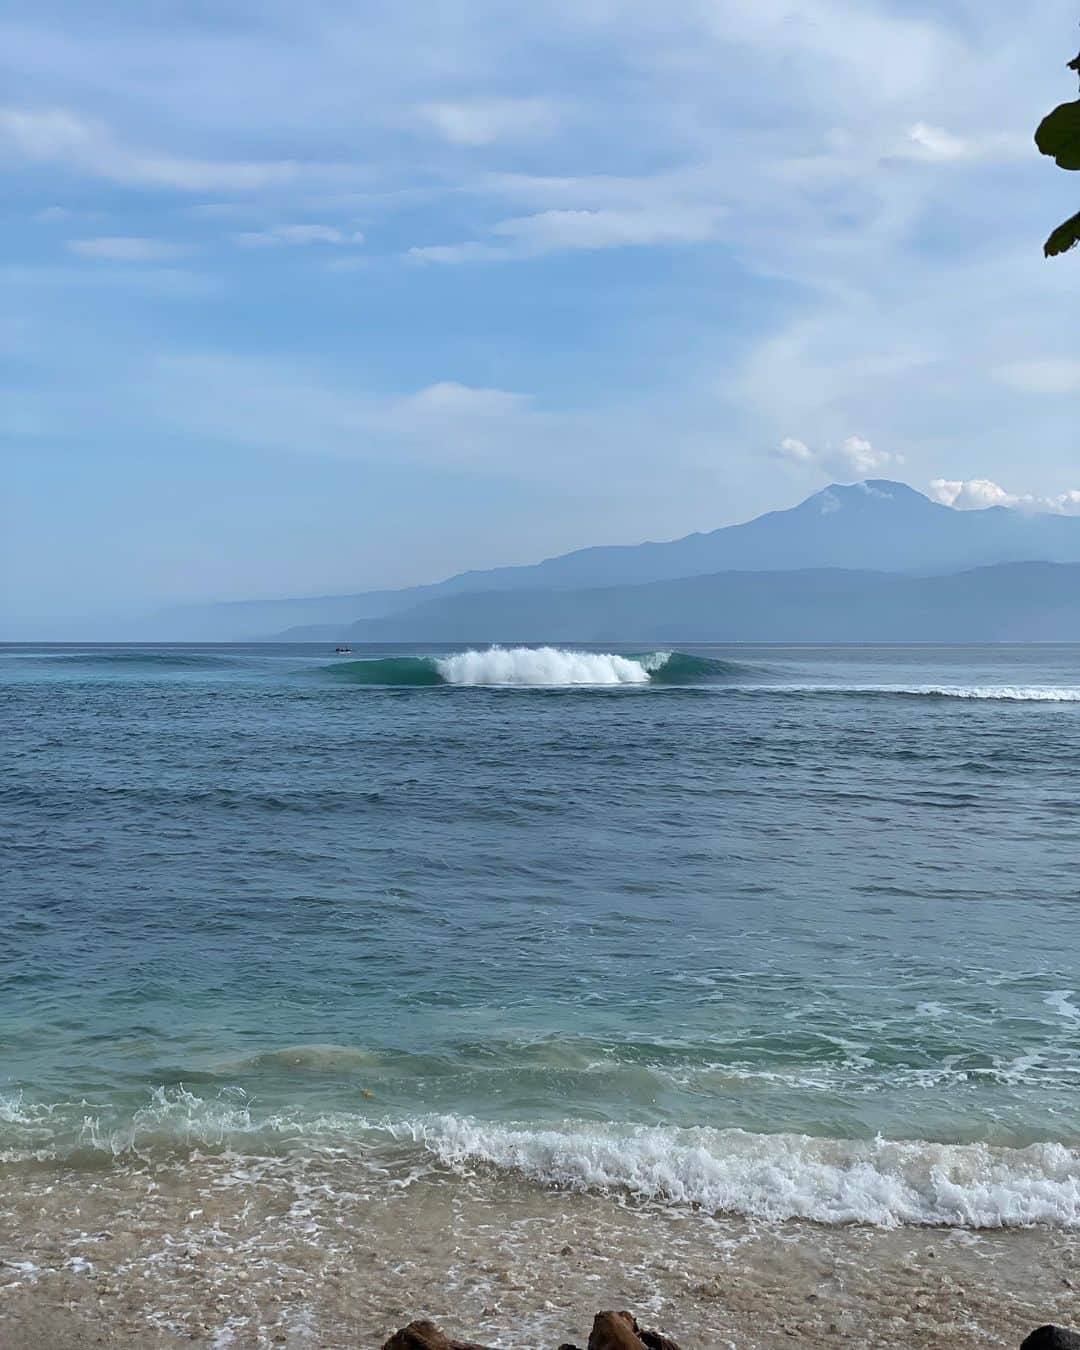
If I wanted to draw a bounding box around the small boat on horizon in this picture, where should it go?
[334,646,352,655]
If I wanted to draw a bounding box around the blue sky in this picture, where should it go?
[4,0,1080,627]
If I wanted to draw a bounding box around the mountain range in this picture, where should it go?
[134,480,1080,642]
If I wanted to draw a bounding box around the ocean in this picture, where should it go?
[2,643,1079,1347]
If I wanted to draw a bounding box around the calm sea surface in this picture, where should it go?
[2,643,1079,1229]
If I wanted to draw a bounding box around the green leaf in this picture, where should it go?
[1035,100,1080,169]
[1044,210,1080,257]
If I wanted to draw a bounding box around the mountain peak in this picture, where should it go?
[797,479,935,519]
[817,479,930,503]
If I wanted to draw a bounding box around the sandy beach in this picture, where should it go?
[2,1153,1077,1349]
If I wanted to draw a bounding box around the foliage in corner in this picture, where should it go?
[1036,50,1080,255]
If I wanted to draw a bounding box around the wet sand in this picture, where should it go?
[1,1155,1077,1348]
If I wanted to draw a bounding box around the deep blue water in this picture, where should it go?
[2,643,1078,1226]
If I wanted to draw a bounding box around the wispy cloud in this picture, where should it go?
[996,359,1080,395]
[418,98,561,146]
[233,224,365,248]
[68,236,187,261]
[149,355,536,466]
[901,122,1026,164]
[1,107,298,191]
[410,205,724,263]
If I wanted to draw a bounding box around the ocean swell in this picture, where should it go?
[9,650,243,671]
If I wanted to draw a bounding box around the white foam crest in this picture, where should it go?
[77,1086,261,1156]
[390,1116,1080,1229]
[1,1087,377,1162]
[434,646,651,686]
[1046,991,1080,1022]
[895,685,1080,702]
[0,1091,36,1125]
[776,684,1080,702]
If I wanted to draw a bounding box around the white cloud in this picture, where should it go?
[493,206,721,249]
[777,435,903,480]
[778,437,815,463]
[905,122,972,161]
[901,121,1027,164]
[148,355,537,467]
[137,353,728,507]
[0,106,298,191]
[996,359,1080,395]
[403,381,529,417]
[929,479,1080,515]
[233,224,365,248]
[410,205,723,262]
[929,478,1013,509]
[418,98,560,146]
[67,236,186,261]
[406,242,491,264]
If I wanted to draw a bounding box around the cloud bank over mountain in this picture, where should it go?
[929,478,1080,515]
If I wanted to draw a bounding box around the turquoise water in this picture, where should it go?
[2,643,1079,1227]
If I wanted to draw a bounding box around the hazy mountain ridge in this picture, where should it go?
[339,562,1080,644]
[119,480,1080,640]
[437,480,1080,589]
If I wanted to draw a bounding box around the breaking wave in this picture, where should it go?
[324,647,750,687]
[319,656,1080,697]
[395,1115,1080,1229]
[438,647,650,685]
[3,1091,1077,1229]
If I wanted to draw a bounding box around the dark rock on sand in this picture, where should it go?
[381,1320,495,1350]
[385,1311,682,1350]
[638,1330,683,1350]
[564,1310,683,1350]
[589,1311,644,1350]
[1021,1330,1080,1350]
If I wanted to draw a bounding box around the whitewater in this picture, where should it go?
[435,645,657,685]
[9,1084,1073,1230]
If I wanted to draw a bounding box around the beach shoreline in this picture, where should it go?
[1,1157,1077,1349]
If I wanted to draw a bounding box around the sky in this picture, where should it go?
[4,0,1080,629]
